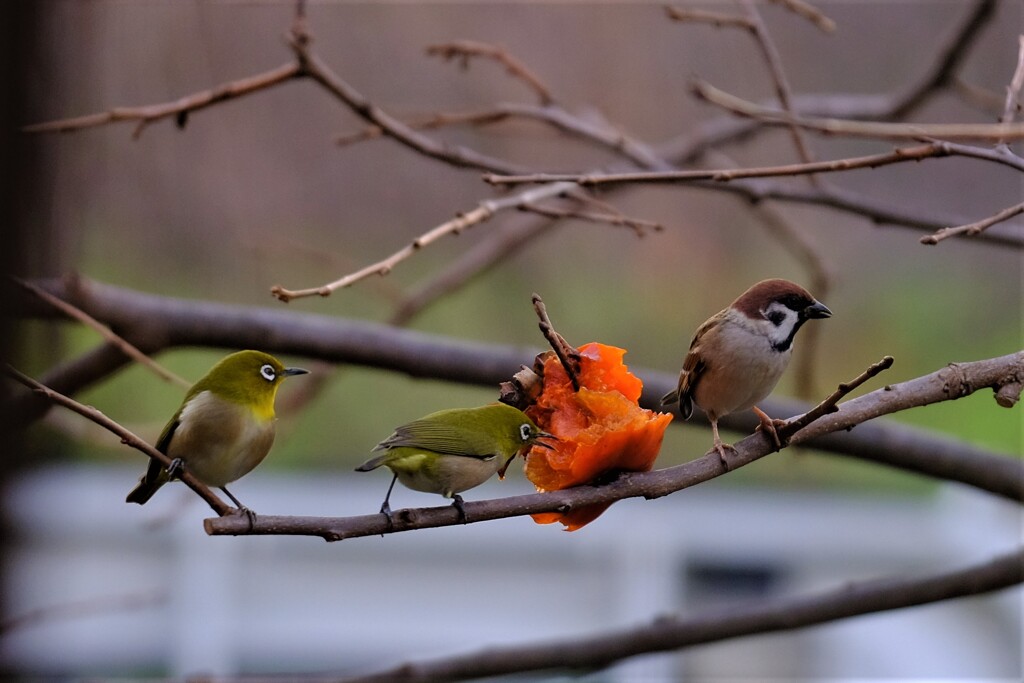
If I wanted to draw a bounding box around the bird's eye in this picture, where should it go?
[259,364,277,382]
[767,310,786,326]
[519,424,532,441]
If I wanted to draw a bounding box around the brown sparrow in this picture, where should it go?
[660,279,831,467]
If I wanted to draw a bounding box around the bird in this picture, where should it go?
[356,403,556,524]
[660,278,831,467]
[126,350,308,511]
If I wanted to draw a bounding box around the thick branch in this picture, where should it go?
[207,351,1022,539]
[339,548,1024,682]
[13,279,1021,505]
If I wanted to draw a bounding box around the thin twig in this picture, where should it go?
[13,277,191,388]
[920,202,1024,245]
[426,40,555,106]
[532,293,581,391]
[485,142,954,187]
[768,0,836,33]
[290,34,529,176]
[522,202,663,237]
[997,35,1024,145]
[693,80,1024,142]
[3,366,232,516]
[22,63,303,138]
[665,6,754,30]
[270,182,575,302]
[740,0,820,185]
[779,356,894,439]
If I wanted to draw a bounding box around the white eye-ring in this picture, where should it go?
[519,424,532,441]
[260,364,277,382]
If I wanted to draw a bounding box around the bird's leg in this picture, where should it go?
[378,473,398,531]
[451,494,469,524]
[165,457,185,480]
[710,419,737,471]
[220,486,256,530]
[752,405,785,451]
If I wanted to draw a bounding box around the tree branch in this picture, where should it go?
[426,40,555,106]
[337,548,1024,682]
[21,62,303,138]
[920,201,1024,245]
[3,366,232,516]
[12,278,1022,504]
[207,351,1024,540]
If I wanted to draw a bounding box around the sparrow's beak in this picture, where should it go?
[282,367,310,377]
[803,301,832,319]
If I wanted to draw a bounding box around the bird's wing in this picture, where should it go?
[374,419,496,459]
[675,317,718,420]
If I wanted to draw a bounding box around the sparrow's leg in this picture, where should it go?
[220,486,256,530]
[752,405,785,451]
[710,419,737,471]
[451,494,469,524]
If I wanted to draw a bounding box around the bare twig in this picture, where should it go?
[920,202,1024,245]
[665,6,754,30]
[532,293,581,391]
[768,0,836,33]
[426,40,555,106]
[693,80,1024,142]
[997,35,1024,145]
[290,34,529,176]
[270,182,575,302]
[338,549,1023,682]
[3,366,232,516]
[389,217,557,326]
[778,356,894,439]
[740,0,819,183]
[22,63,303,138]
[13,277,191,388]
[485,142,955,187]
[523,201,662,237]
[888,0,997,119]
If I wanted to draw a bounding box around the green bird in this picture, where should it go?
[126,350,308,510]
[356,403,556,523]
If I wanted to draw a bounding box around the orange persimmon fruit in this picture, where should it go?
[524,342,673,530]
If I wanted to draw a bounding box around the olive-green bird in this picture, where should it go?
[126,350,308,509]
[356,403,556,523]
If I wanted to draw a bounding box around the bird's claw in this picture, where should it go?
[165,457,185,479]
[379,501,394,532]
[753,407,787,451]
[232,506,257,531]
[452,494,469,524]
[713,442,738,471]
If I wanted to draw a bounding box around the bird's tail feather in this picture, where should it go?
[126,477,163,505]
[355,454,387,472]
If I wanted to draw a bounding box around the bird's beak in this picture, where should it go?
[803,301,832,319]
[531,431,559,450]
[282,367,310,377]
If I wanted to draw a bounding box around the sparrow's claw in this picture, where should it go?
[753,406,786,451]
[451,494,469,524]
[713,441,738,471]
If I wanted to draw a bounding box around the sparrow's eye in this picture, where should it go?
[767,310,787,326]
[259,364,277,382]
[519,424,532,441]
